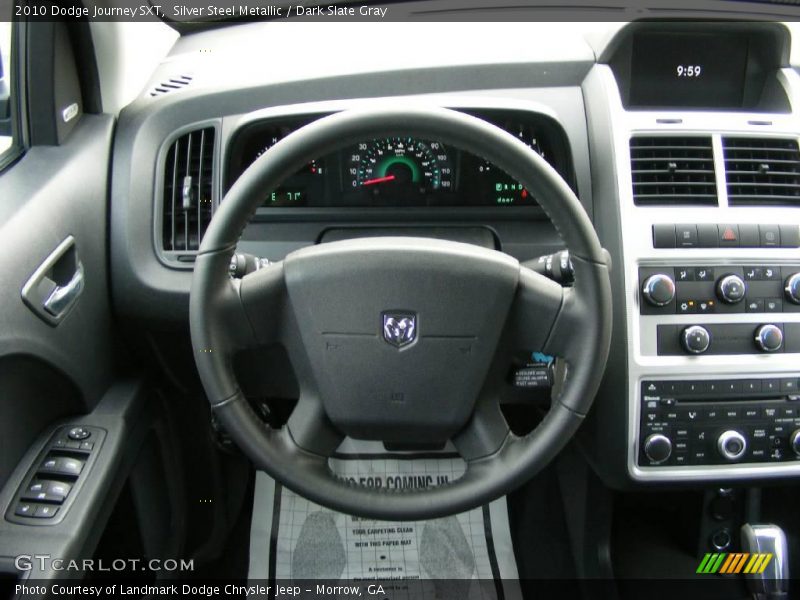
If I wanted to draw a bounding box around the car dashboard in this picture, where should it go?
[110,18,800,490]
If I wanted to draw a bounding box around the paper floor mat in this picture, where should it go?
[248,452,521,600]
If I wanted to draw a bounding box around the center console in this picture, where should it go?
[588,21,800,484]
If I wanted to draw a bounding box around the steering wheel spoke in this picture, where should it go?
[507,266,566,351]
[238,261,289,347]
[452,393,510,461]
[286,392,345,457]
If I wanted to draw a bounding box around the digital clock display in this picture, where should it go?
[629,32,749,108]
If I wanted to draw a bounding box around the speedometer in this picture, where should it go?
[345,137,454,198]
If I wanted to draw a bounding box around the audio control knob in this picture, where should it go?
[642,274,676,307]
[790,430,800,457]
[785,273,800,305]
[716,274,746,304]
[717,430,747,461]
[644,434,672,464]
[682,325,711,354]
[754,324,783,353]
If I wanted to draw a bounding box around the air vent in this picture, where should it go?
[723,137,800,206]
[149,74,193,97]
[630,136,717,206]
[162,127,215,253]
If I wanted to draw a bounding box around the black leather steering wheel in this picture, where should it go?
[190,107,611,520]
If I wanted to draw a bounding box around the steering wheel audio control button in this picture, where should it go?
[718,430,747,461]
[716,274,746,304]
[754,324,783,353]
[643,434,672,464]
[682,325,711,354]
[642,274,675,307]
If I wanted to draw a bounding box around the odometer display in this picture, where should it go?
[345,137,454,203]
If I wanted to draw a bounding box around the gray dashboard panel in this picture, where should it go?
[111,76,594,323]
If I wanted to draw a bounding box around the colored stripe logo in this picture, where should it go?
[696,553,773,574]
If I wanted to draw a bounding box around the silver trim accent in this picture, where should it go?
[583,64,800,482]
[717,430,747,461]
[740,524,789,595]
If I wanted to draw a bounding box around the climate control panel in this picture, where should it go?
[638,379,800,468]
[639,265,800,315]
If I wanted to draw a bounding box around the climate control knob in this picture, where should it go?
[789,430,800,457]
[642,274,676,307]
[717,430,747,461]
[754,324,783,353]
[682,325,711,354]
[644,434,672,464]
[785,273,800,305]
[716,274,746,304]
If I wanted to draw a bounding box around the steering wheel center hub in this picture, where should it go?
[284,238,519,443]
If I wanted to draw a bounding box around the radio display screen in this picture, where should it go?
[629,32,749,109]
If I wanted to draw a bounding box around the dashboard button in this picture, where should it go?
[746,299,765,313]
[780,224,800,248]
[719,380,743,394]
[653,224,676,248]
[697,299,716,313]
[780,379,798,393]
[759,225,781,248]
[762,379,781,393]
[765,298,782,312]
[739,224,759,248]
[697,224,719,248]
[742,380,761,394]
[743,408,760,419]
[763,267,781,281]
[676,268,694,282]
[743,267,763,281]
[718,224,740,247]
[676,224,698,248]
[694,267,714,281]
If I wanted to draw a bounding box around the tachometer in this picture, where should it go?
[345,137,453,198]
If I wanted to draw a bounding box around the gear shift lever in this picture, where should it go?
[740,524,789,600]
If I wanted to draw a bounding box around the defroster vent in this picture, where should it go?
[724,137,800,206]
[162,127,216,253]
[631,136,717,206]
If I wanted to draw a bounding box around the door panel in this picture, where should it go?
[0,114,118,490]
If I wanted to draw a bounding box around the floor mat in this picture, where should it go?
[248,447,521,599]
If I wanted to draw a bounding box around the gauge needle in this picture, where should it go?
[361,175,396,186]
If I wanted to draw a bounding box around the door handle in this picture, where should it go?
[21,236,85,325]
[42,262,84,317]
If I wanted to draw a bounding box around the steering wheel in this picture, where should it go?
[190,107,611,520]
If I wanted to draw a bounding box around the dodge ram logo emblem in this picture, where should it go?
[382,313,417,348]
